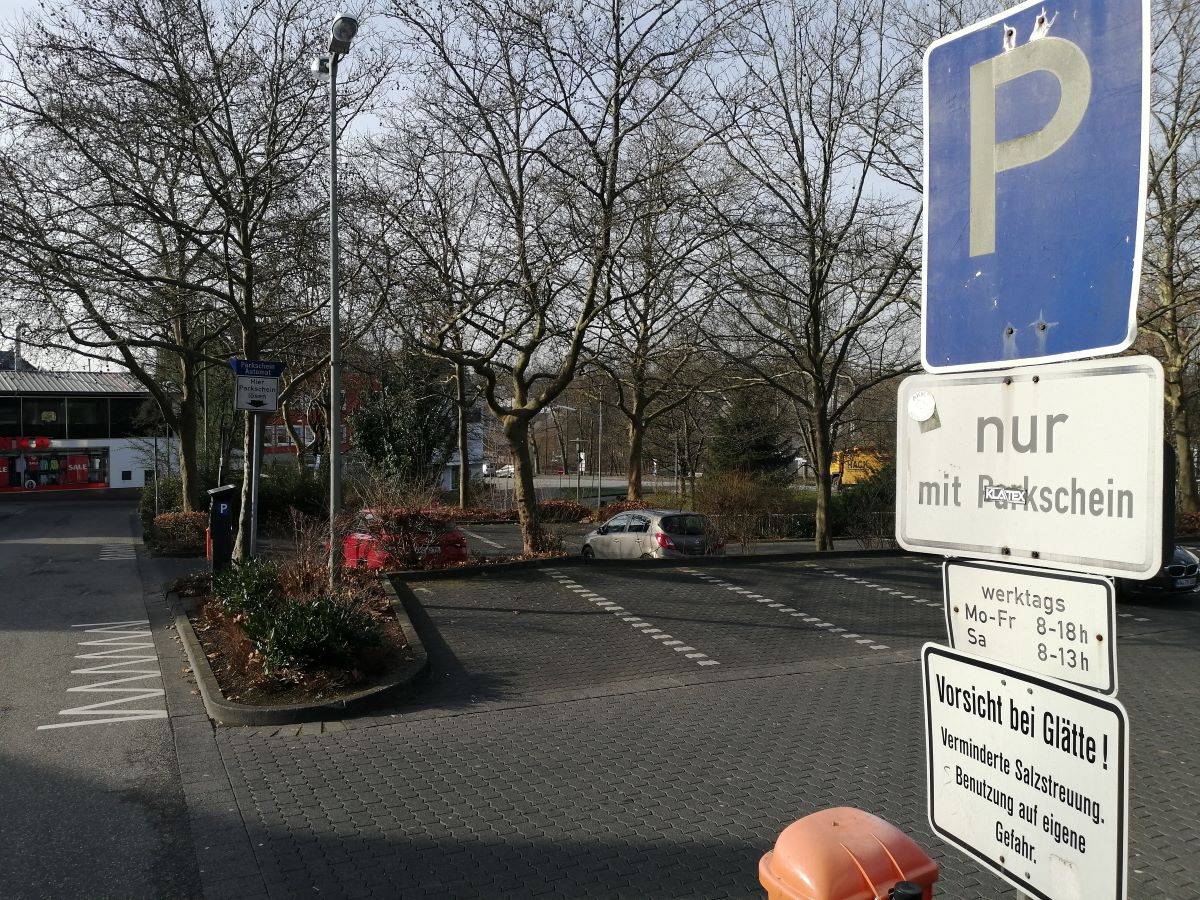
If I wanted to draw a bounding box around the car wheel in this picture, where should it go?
[582,546,595,560]
[640,553,654,560]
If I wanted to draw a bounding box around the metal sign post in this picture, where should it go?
[921,0,1149,372]
[229,359,285,558]
[923,645,1128,900]
[910,3,1152,894]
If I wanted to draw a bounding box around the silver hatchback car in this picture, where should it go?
[581,509,725,560]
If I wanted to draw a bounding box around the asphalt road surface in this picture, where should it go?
[0,499,200,900]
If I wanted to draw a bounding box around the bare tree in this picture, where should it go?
[593,120,722,499]
[1139,0,1200,513]
[373,0,744,551]
[0,0,388,554]
[700,0,923,549]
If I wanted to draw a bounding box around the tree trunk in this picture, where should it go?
[1164,357,1200,514]
[626,417,645,500]
[176,395,201,513]
[504,416,548,553]
[233,413,255,560]
[456,364,472,508]
[811,410,835,551]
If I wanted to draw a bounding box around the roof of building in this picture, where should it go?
[0,370,149,396]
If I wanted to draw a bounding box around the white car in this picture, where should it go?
[495,464,515,477]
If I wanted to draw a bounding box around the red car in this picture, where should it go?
[342,510,469,570]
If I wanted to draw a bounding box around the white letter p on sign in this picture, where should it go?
[969,37,1091,257]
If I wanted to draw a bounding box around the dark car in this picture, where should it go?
[1117,545,1200,599]
[582,510,725,560]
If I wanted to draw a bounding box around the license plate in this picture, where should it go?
[1174,577,1197,589]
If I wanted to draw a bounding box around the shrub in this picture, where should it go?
[152,511,207,551]
[258,465,325,524]
[693,471,782,550]
[838,462,896,548]
[536,499,590,523]
[1177,511,1200,536]
[591,499,651,522]
[139,475,185,532]
[210,558,379,672]
[212,558,280,618]
[240,595,379,671]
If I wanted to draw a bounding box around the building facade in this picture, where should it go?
[0,371,170,493]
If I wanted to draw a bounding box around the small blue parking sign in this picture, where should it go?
[922,0,1149,372]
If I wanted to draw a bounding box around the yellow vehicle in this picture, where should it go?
[830,447,888,487]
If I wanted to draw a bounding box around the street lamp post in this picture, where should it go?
[313,13,359,594]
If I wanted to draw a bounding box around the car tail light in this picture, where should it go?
[655,533,677,550]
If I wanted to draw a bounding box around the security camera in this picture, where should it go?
[310,53,331,81]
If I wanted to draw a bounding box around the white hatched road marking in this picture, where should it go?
[679,569,890,651]
[544,570,720,667]
[98,544,137,560]
[38,621,166,730]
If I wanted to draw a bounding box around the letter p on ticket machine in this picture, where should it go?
[759,807,938,900]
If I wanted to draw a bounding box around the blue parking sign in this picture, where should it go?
[922,0,1148,372]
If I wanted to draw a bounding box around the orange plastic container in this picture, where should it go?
[759,807,939,900]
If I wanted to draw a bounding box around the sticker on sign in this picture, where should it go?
[923,644,1128,900]
[895,356,1163,578]
[943,561,1117,695]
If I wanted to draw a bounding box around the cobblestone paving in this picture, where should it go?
[205,556,1200,899]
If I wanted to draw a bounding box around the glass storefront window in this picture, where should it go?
[0,398,18,437]
[22,398,66,439]
[110,397,159,438]
[67,398,109,439]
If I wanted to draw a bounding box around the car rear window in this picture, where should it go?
[660,515,709,536]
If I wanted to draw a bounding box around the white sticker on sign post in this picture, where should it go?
[924,644,1128,900]
[944,561,1117,695]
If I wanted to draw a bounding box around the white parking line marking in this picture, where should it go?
[548,572,720,668]
[461,529,506,549]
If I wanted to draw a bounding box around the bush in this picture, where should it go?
[838,462,896,548]
[536,499,590,523]
[152,511,207,551]
[210,558,379,672]
[258,465,325,525]
[693,472,782,550]
[1177,510,1200,535]
[212,559,281,619]
[591,499,651,522]
[240,594,379,671]
[139,475,186,532]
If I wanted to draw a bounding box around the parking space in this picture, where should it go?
[213,551,1200,899]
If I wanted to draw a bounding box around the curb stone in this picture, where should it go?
[170,577,429,726]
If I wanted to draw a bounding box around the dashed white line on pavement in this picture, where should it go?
[544,569,720,667]
[461,529,506,549]
[678,569,890,651]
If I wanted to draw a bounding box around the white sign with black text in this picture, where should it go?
[944,561,1117,695]
[924,644,1128,900]
[235,376,280,413]
[896,356,1164,578]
